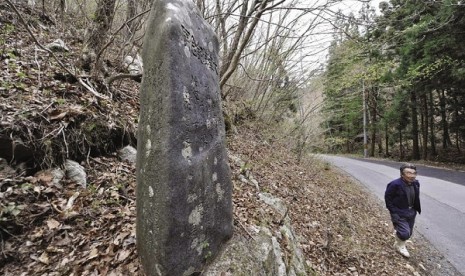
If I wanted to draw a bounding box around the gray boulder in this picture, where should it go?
[204,224,308,276]
[45,39,70,52]
[118,145,137,164]
[123,55,143,75]
[51,167,65,187]
[65,160,86,188]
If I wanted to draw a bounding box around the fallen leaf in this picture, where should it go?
[38,252,50,264]
[64,191,80,211]
[113,232,130,246]
[117,249,131,262]
[46,245,64,253]
[55,235,71,246]
[60,257,70,267]
[28,229,44,240]
[123,236,136,247]
[33,186,41,194]
[46,218,61,230]
[49,110,68,121]
[35,170,54,184]
[88,247,99,260]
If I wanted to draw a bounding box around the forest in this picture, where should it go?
[323,0,465,163]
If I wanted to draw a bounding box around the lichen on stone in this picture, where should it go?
[145,139,152,158]
[188,205,203,226]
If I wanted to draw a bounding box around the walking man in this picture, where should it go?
[385,163,421,257]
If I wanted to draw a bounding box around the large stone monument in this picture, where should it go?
[136,1,233,275]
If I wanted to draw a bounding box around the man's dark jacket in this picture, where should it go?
[385,177,421,217]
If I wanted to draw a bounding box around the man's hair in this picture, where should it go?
[400,163,417,174]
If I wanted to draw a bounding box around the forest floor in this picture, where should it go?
[0,3,462,276]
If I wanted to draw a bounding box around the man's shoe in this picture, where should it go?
[394,237,410,258]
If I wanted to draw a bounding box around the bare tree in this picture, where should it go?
[87,0,116,52]
[85,0,116,75]
[201,0,346,96]
[219,0,286,91]
[200,0,349,157]
[125,0,138,38]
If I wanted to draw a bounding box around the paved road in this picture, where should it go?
[318,155,465,275]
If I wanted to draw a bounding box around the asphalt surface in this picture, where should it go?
[318,155,465,275]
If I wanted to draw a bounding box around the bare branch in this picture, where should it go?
[95,8,151,66]
[220,0,286,90]
[105,73,142,85]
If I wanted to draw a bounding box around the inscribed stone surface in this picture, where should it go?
[136,1,233,275]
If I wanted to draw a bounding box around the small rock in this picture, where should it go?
[65,160,86,188]
[258,192,287,216]
[118,145,137,164]
[271,236,287,276]
[249,175,260,191]
[123,55,143,75]
[45,39,69,52]
[51,168,65,187]
[229,154,245,167]
[238,174,248,184]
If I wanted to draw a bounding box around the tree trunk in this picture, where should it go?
[399,128,404,160]
[452,93,461,153]
[369,87,377,157]
[410,90,420,160]
[196,0,204,14]
[87,0,116,73]
[385,123,389,157]
[438,89,452,149]
[420,92,428,159]
[125,0,138,39]
[429,90,437,156]
[219,0,286,91]
[370,129,376,157]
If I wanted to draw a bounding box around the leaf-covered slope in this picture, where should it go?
[0,4,138,172]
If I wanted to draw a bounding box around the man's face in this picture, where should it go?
[402,168,417,183]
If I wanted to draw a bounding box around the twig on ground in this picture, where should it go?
[29,207,51,218]
[105,73,142,86]
[117,193,135,203]
[34,46,44,86]
[61,124,69,158]
[39,102,54,115]
[86,147,91,166]
[78,78,109,100]
[91,157,109,167]
[0,225,18,240]
[236,219,256,241]
[38,125,64,142]
[278,207,289,226]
